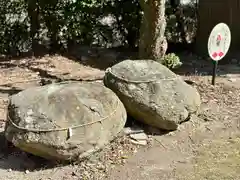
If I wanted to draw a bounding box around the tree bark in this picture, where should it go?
[27,0,40,55]
[139,0,168,60]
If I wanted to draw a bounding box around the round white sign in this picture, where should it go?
[208,23,231,61]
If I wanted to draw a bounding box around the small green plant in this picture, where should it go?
[159,53,182,69]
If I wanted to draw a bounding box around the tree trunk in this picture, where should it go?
[170,0,186,43]
[175,6,187,43]
[39,0,61,53]
[139,0,167,60]
[27,0,40,55]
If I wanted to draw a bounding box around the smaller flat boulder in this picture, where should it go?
[104,60,201,130]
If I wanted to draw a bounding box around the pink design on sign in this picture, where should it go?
[212,52,218,58]
[218,51,224,57]
[217,34,222,41]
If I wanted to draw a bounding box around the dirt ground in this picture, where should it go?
[0,52,239,180]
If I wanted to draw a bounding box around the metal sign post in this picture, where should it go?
[207,23,231,85]
[211,60,218,85]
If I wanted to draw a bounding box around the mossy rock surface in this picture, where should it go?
[5,81,127,161]
[104,60,201,130]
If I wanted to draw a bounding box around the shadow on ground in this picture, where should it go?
[0,131,65,172]
[0,87,22,96]
[125,115,173,136]
[65,47,240,76]
[0,116,172,173]
[63,46,139,70]
[1,45,240,77]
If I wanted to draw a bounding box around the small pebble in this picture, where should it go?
[71,171,78,176]
[228,78,237,82]
[130,133,148,141]
[123,127,144,135]
[130,139,147,146]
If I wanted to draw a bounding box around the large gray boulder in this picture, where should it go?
[104,60,201,130]
[4,81,127,161]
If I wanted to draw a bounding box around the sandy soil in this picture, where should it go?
[0,53,239,180]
